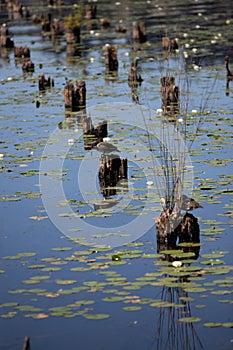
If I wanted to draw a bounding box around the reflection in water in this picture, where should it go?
[155,284,204,350]
[155,241,203,350]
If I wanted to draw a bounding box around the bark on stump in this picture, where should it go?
[103,44,118,73]
[128,58,143,103]
[0,24,14,48]
[85,4,97,19]
[98,154,127,198]
[132,21,147,43]
[162,37,179,52]
[83,118,108,150]
[22,58,34,72]
[156,209,200,247]
[64,80,86,112]
[38,73,54,90]
[14,45,30,58]
[65,27,80,45]
[160,76,179,117]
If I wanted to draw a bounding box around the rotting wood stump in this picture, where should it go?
[14,45,30,58]
[132,21,147,43]
[160,76,179,117]
[85,4,97,20]
[103,44,118,73]
[38,73,54,90]
[64,80,86,112]
[83,118,108,150]
[98,154,127,198]
[162,37,179,52]
[128,58,143,103]
[156,209,200,247]
[22,58,34,72]
[0,24,14,48]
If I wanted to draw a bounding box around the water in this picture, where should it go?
[0,1,233,349]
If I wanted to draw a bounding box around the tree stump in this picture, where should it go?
[160,76,179,117]
[64,81,75,110]
[156,209,200,246]
[22,58,34,72]
[65,27,80,45]
[38,73,54,90]
[14,45,30,58]
[64,80,86,112]
[0,24,14,48]
[75,80,86,110]
[103,44,118,73]
[98,154,127,198]
[132,21,147,43]
[85,4,97,20]
[83,118,108,150]
[162,37,179,52]
[128,58,143,103]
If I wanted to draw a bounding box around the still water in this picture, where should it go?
[0,1,233,349]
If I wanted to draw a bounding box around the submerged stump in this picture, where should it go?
[156,209,200,247]
[160,76,179,118]
[38,73,54,90]
[83,118,108,150]
[64,80,86,112]
[98,154,127,197]
[103,44,118,73]
[132,21,147,43]
[0,24,14,48]
[162,37,179,52]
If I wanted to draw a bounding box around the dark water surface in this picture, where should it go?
[0,1,233,349]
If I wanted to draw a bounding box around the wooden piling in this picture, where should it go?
[85,4,97,19]
[64,80,86,112]
[0,24,14,48]
[98,154,127,198]
[14,45,30,58]
[38,73,54,90]
[103,44,118,73]
[162,37,179,52]
[132,21,147,43]
[160,76,179,117]
[156,209,200,247]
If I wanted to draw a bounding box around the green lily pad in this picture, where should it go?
[83,313,110,320]
[179,317,201,323]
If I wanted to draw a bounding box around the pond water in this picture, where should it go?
[0,1,233,349]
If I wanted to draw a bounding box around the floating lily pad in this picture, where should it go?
[83,313,110,320]
[123,306,142,311]
[179,317,201,323]
[203,322,222,327]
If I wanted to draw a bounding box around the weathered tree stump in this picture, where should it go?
[85,4,97,19]
[41,13,52,34]
[64,81,75,110]
[65,27,80,45]
[22,59,34,72]
[100,18,110,28]
[128,58,143,103]
[75,80,86,110]
[98,154,127,198]
[83,118,108,150]
[14,45,30,59]
[0,24,14,48]
[103,44,118,73]
[115,25,127,33]
[64,80,86,112]
[38,73,54,90]
[156,209,200,246]
[160,76,179,117]
[162,37,179,52]
[132,21,147,43]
